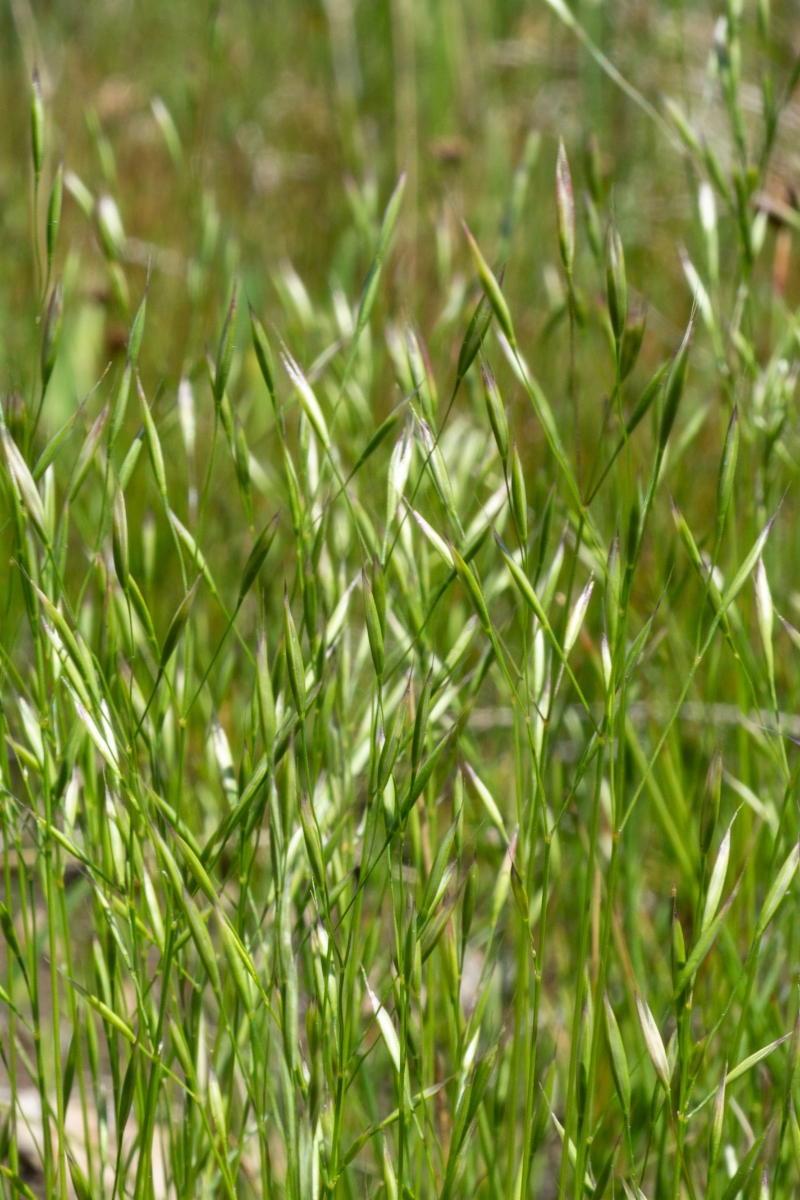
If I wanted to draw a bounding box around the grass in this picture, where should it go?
[2,1,800,1199]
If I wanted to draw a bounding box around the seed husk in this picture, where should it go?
[555,139,576,276]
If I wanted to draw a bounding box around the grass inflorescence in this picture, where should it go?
[1,8,800,1200]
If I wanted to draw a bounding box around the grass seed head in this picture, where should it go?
[377,683,408,794]
[451,542,492,633]
[96,193,126,261]
[664,97,702,157]
[702,820,731,933]
[128,284,147,368]
[564,576,594,656]
[283,588,307,715]
[249,304,278,410]
[411,671,431,773]
[755,841,799,939]
[234,417,253,520]
[605,534,621,652]
[2,424,49,543]
[372,554,387,637]
[255,629,276,759]
[112,478,129,590]
[160,577,200,669]
[716,405,739,530]
[481,360,509,465]
[635,993,671,1092]
[283,348,331,450]
[68,401,109,503]
[138,377,167,498]
[671,900,687,997]
[620,306,647,381]
[299,791,326,899]
[109,360,132,454]
[556,139,576,276]
[362,568,385,681]
[406,325,437,424]
[510,443,527,547]
[47,161,63,266]
[151,95,183,165]
[31,69,45,180]
[603,994,631,1116]
[456,289,495,388]
[754,557,774,681]
[463,223,515,348]
[605,223,627,343]
[382,1142,399,1200]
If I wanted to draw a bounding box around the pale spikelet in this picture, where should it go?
[31,71,45,179]
[605,223,627,342]
[386,421,413,529]
[564,577,594,656]
[699,181,719,282]
[755,841,799,938]
[363,970,401,1072]
[702,819,731,932]
[603,994,631,1116]
[151,95,182,165]
[463,223,515,347]
[407,503,453,567]
[754,557,774,683]
[601,633,612,692]
[635,993,671,1091]
[96,193,126,261]
[464,762,507,841]
[1,424,48,541]
[555,139,575,276]
[282,348,331,450]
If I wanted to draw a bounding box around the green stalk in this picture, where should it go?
[557,729,607,1200]
[23,823,55,1197]
[572,670,616,1200]
[0,797,19,1181]
[29,607,69,1200]
[520,829,551,1200]
[328,687,380,1196]
[133,900,176,1200]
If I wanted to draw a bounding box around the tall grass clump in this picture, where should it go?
[2,8,800,1200]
